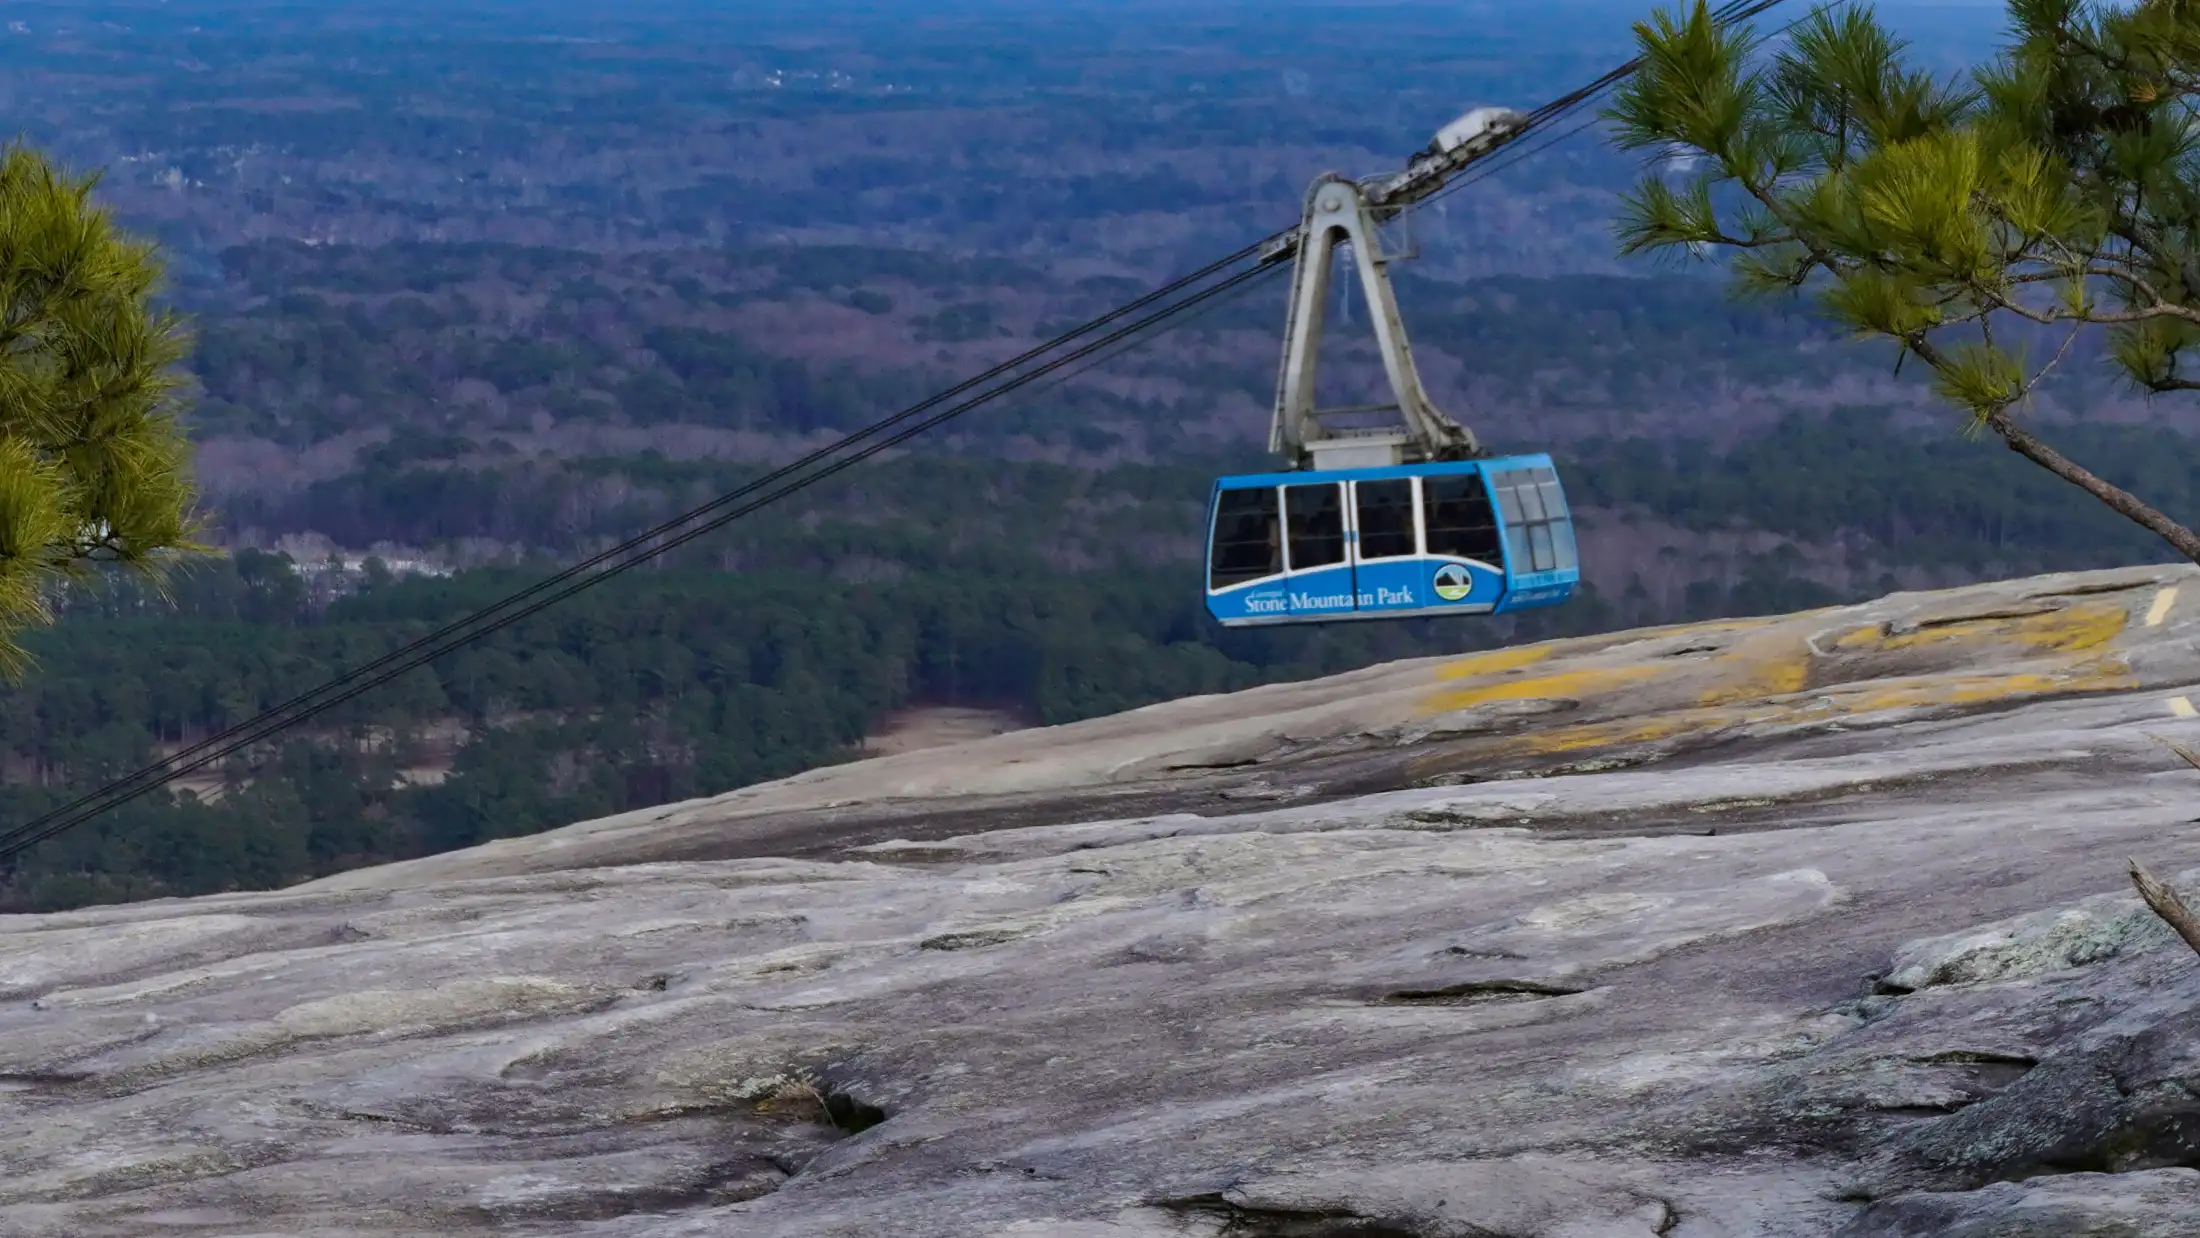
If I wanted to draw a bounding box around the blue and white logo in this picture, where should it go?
[1432,563,1473,602]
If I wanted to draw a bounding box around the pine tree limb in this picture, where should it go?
[2129,858,2200,960]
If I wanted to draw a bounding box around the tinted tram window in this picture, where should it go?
[1529,524,1556,572]
[1355,479,1417,559]
[1208,487,1281,589]
[1422,473,1502,561]
[1284,483,1345,570]
[1489,466,1576,574]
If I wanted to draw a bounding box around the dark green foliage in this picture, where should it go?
[0,552,1616,913]
[1606,0,2200,564]
[0,144,203,666]
[1570,408,2200,572]
[15,0,2193,920]
[11,403,2197,914]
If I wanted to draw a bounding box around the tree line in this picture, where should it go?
[221,411,2200,584]
[1,549,1628,913]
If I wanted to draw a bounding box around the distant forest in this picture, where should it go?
[1,553,1612,913]
[7,405,2194,913]
[3,0,2194,912]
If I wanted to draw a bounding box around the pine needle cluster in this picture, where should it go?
[0,143,200,671]
[1606,0,2200,564]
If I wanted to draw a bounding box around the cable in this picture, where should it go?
[1404,0,1845,233]
[0,241,1281,858]
[1428,0,1841,206]
[0,3,1792,864]
[4,265,1281,857]
[0,263,1288,862]
[0,0,1802,865]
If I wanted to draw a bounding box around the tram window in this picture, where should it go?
[1208,487,1282,589]
[1490,466,1576,576]
[1355,479,1417,559]
[1528,523,1556,572]
[1422,473,1502,561]
[1535,471,1569,520]
[1285,483,1346,570]
[1495,484,1524,525]
[1518,482,1547,522]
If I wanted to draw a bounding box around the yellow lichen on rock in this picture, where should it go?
[1405,591,2152,772]
[1454,710,1744,766]
[1432,644,1559,682]
[1820,665,2135,717]
[1693,631,1812,707]
[1420,664,1670,716]
[1827,600,2129,657]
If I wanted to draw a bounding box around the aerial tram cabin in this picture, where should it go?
[1203,108,1581,628]
[1206,457,1576,625]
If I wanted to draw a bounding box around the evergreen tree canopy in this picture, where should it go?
[0,144,198,668]
[1606,0,2200,563]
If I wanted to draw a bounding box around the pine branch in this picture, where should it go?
[2129,858,2200,960]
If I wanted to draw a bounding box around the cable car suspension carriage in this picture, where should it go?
[1204,106,1582,627]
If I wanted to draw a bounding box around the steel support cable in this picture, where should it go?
[0,0,1801,864]
[0,245,1278,860]
[0,261,1286,863]
[1425,0,1834,209]
[1461,0,1798,178]
[1355,0,1786,231]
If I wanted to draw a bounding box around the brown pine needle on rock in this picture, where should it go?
[2144,731,2200,774]
[2129,858,2200,960]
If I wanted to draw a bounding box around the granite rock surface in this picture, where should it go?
[6,565,2200,1236]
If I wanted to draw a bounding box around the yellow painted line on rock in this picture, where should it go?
[2147,586,2180,627]
[2169,696,2198,719]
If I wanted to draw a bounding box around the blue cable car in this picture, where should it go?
[1203,455,1579,627]
[1209,128,1582,628]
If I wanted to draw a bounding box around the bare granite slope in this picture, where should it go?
[6,564,2200,1236]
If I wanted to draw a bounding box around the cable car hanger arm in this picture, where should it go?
[1262,107,1528,472]
[1254,106,1529,269]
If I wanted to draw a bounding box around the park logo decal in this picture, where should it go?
[1432,563,1472,602]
